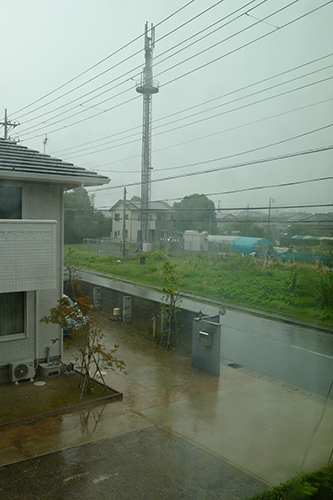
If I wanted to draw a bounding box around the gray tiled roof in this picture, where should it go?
[111,199,173,211]
[0,139,109,187]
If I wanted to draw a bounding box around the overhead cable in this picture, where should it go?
[14,0,226,125]
[61,70,333,161]
[16,0,263,136]
[57,58,333,159]
[18,0,316,142]
[161,1,333,88]
[91,145,333,192]
[88,97,333,171]
[12,0,196,118]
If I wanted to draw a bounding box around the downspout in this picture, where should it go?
[60,186,64,362]
[35,290,39,369]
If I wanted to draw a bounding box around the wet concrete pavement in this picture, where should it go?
[0,313,332,498]
[0,426,267,500]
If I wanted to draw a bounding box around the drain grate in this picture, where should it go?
[227,363,242,369]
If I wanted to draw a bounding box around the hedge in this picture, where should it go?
[248,465,333,499]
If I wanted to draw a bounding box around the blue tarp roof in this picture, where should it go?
[228,237,274,254]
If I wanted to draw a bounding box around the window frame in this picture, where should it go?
[0,184,23,220]
[0,291,28,342]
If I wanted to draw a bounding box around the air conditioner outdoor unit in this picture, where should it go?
[9,360,35,383]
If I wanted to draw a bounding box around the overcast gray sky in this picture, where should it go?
[1,0,332,214]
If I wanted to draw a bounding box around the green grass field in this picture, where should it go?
[65,245,333,328]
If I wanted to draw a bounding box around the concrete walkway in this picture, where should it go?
[0,313,332,498]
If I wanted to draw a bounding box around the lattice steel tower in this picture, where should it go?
[136,22,159,244]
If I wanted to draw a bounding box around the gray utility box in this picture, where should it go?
[199,330,213,346]
[39,362,62,378]
[192,314,222,377]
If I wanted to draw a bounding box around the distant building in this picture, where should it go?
[184,231,274,256]
[299,213,333,236]
[109,200,174,243]
[184,231,208,252]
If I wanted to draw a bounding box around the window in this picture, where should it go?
[0,186,22,219]
[115,213,120,221]
[0,292,25,336]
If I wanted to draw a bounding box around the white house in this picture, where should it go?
[110,200,174,244]
[0,138,109,383]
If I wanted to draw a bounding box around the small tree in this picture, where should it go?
[64,247,81,297]
[40,293,125,398]
[158,261,182,348]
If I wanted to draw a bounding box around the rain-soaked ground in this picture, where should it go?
[0,371,120,426]
[0,426,266,500]
[0,311,332,499]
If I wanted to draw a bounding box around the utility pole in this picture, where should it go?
[122,187,127,258]
[0,109,19,140]
[136,22,159,246]
[268,197,275,231]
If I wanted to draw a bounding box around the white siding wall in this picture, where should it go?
[0,220,57,293]
[0,182,63,369]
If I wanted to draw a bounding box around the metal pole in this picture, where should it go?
[123,188,127,257]
[268,197,274,231]
[4,109,8,140]
[136,22,159,246]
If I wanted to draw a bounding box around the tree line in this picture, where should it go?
[65,187,329,244]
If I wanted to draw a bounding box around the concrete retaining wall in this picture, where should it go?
[77,275,195,350]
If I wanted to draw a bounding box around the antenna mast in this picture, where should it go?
[136,22,159,245]
[43,134,50,154]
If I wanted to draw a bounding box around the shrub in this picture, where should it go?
[248,465,333,499]
[151,250,166,261]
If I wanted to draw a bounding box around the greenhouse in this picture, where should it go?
[228,236,274,255]
[207,235,274,256]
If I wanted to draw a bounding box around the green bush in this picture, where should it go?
[151,250,167,261]
[248,465,333,499]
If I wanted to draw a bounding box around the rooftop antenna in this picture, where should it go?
[135,22,159,245]
[43,134,50,154]
[0,109,20,140]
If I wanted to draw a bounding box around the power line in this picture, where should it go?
[172,204,333,211]
[60,69,333,161]
[161,1,333,89]
[163,176,333,203]
[154,0,271,81]
[91,145,333,192]
[13,0,196,118]
[55,54,333,159]
[87,97,333,172]
[153,0,266,71]
[18,0,316,142]
[154,71,333,134]
[14,0,225,127]
[16,1,261,137]
[51,0,267,156]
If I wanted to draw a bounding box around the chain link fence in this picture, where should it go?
[83,237,184,256]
